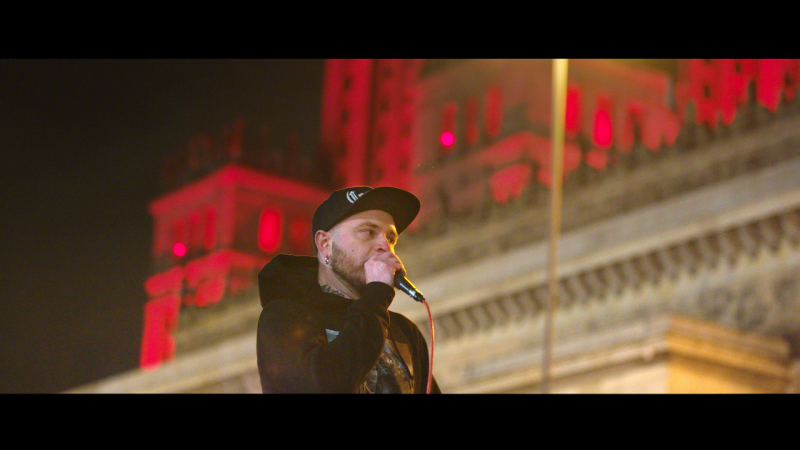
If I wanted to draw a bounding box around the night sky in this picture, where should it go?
[0,59,326,393]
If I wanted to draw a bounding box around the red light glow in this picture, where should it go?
[565,85,581,137]
[440,131,455,147]
[592,97,613,149]
[440,101,458,153]
[194,275,226,307]
[490,163,531,204]
[258,208,283,253]
[585,147,608,170]
[172,242,186,257]
[140,294,180,370]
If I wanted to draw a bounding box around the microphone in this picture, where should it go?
[394,272,425,302]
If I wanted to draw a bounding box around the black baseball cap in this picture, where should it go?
[312,186,420,237]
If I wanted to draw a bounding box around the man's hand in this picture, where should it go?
[364,251,405,287]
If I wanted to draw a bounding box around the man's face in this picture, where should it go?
[328,209,398,290]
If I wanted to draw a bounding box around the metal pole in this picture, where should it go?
[541,58,568,394]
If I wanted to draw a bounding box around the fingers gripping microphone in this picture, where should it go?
[394,272,425,302]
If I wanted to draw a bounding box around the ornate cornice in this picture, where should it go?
[395,153,800,351]
[424,205,800,343]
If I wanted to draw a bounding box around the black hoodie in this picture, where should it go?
[256,254,440,393]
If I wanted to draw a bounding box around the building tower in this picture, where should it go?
[139,119,329,370]
[139,58,427,372]
[319,59,424,192]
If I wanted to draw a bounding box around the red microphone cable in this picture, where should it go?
[394,273,434,393]
[422,298,434,394]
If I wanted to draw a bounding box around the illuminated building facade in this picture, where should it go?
[140,117,332,366]
[72,59,800,393]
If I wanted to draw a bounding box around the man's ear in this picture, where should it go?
[315,230,331,259]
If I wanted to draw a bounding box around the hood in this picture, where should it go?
[258,254,345,307]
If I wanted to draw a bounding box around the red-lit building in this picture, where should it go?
[73,59,800,393]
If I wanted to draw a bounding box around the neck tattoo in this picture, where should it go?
[320,284,350,298]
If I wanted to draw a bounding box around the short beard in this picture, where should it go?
[329,241,366,293]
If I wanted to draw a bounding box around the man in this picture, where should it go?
[256,186,440,393]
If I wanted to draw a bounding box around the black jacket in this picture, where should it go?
[256,254,440,393]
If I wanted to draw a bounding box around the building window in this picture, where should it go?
[440,102,458,153]
[170,219,186,261]
[289,217,311,254]
[465,97,479,145]
[204,208,217,251]
[565,84,582,138]
[592,95,614,149]
[258,208,283,253]
[486,85,503,137]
